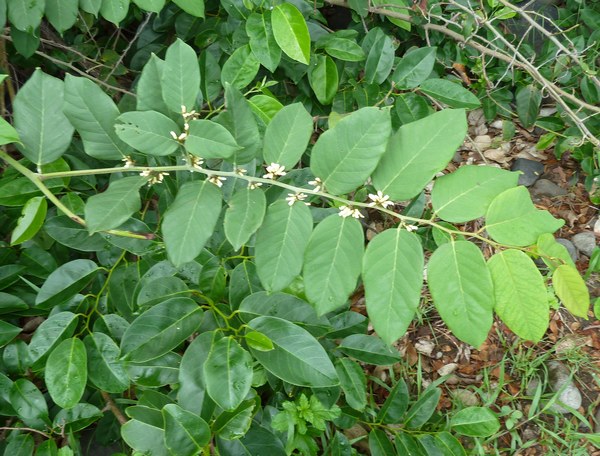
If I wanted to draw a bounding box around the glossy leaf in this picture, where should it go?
[419,79,482,109]
[246,12,281,72]
[488,249,549,342]
[428,241,495,347]
[485,186,564,246]
[221,45,260,90]
[45,0,78,33]
[450,406,501,437]
[320,36,365,62]
[185,119,241,159]
[121,419,168,456]
[263,103,313,169]
[45,338,87,408]
[213,399,255,440]
[4,434,35,455]
[162,180,222,267]
[255,200,313,291]
[13,69,74,164]
[404,387,442,429]
[553,264,590,318]
[35,259,99,308]
[392,47,437,89]
[362,28,394,85]
[310,107,391,195]
[378,379,409,424]
[9,379,49,429]
[53,403,103,433]
[369,429,395,456]
[338,334,401,365]
[28,312,78,367]
[272,3,310,65]
[224,187,266,250]
[121,297,203,362]
[84,332,129,393]
[363,228,423,345]
[308,55,339,105]
[10,196,47,245]
[372,109,467,200]
[247,316,339,387]
[161,38,200,113]
[335,358,366,411]
[244,330,274,351]
[0,320,21,347]
[115,111,179,156]
[162,404,210,455]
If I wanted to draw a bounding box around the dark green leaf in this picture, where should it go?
[9,379,49,429]
[404,387,442,429]
[221,45,260,90]
[0,320,21,347]
[516,85,541,129]
[84,332,129,393]
[28,312,78,368]
[185,119,241,159]
[362,28,394,84]
[335,358,366,411]
[378,379,409,424]
[392,47,437,89]
[162,404,210,456]
[35,259,99,308]
[338,334,401,365]
[246,12,281,72]
[369,429,395,456]
[308,55,339,105]
[45,338,87,408]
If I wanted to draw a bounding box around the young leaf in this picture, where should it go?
[450,407,501,437]
[35,259,99,309]
[516,85,541,129]
[10,196,47,245]
[28,312,78,368]
[221,45,260,90]
[100,0,129,25]
[372,109,467,200]
[45,0,78,33]
[162,180,222,267]
[249,94,284,124]
[431,165,519,223]
[404,387,442,429]
[161,38,200,114]
[271,3,310,65]
[363,228,423,345]
[378,379,409,424]
[84,332,129,393]
[224,187,266,251]
[45,338,87,408]
[369,429,395,456]
[553,264,590,318]
[308,55,339,105]
[335,358,367,411]
[428,241,495,348]
[162,404,210,456]
[13,69,74,165]
[85,176,146,233]
[172,0,204,17]
[362,28,394,85]
[246,12,281,72]
[338,334,401,365]
[263,103,313,169]
[244,331,274,351]
[255,200,313,292]
[246,316,339,387]
[63,75,132,160]
[485,186,564,246]
[310,107,391,195]
[204,337,253,411]
[488,249,549,342]
[537,233,576,271]
[185,119,241,159]
[115,111,179,156]
[392,47,437,90]
[419,79,482,109]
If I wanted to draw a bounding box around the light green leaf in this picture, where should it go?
[204,337,253,411]
[84,332,129,393]
[362,28,394,85]
[28,312,78,368]
[172,0,204,17]
[0,117,20,145]
[372,109,467,201]
[244,331,274,351]
[0,320,21,347]
[247,316,339,387]
[263,103,313,169]
[35,259,99,309]
[248,94,284,124]
[10,196,47,245]
[304,215,364,315]
[7,0,44,31]
[13,69,74,165]
[537,233,576,271]
[485,186,564,246]
[488,249,549,342]
[162,180,222,267]
[121,297,203,363]
[338,334,401,365]
[132,0,165,12]
[246,12,281,72]
[162,404,210,456]
[255,200,313,291]
[9,379,49,429]
[271,3,310,65]
[115,111,179,156]
[428,241,495,347]
[308,54,338,105]
[363,228,423,345]
[451,407,501,437]
[372,0,411,29]
[221,44,260,90]
[161,38,200,114]
[392,47,437,90]
[121,420,168,456]
[80,0,102,15]
[435,432,467,456]
[310,107,391,195]
[516,85,541,129]
[45,0,78,33]
[185,119,241,159]
[137,54,169,113]
[63,74,132,160]
[419,79,482,109]
[224,187,266,251]
[100,0,129,25]
[431,165,519,223]
[320,36,365,62]
[369,429,395,456]
[553,264,590,318]
[45,338,87,408]
[335,358,366,411]
[85,176,146,233]
[213,399,255,440]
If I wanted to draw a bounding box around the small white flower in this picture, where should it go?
[181,105,198,121]
[141,169,169,185]
[263,163,286,179]
[286,192,309,206]
[187,155,204,170]
[368,190,394,209]
[308,177,323,193]
[338,205,363,219]
[122,156,135,168]
[208,175,226,187]
[249,182,263,190]
[140,168,152,177]
[235,168,248,176]
[170,130,187,142]
[405,224,418,232]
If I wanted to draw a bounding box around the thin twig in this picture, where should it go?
[0,426,51,439]
[101,392,127,425]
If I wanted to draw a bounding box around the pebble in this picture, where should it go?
[473,135,492,150]
[547,360,582,413]
[452,389,479,406]
[437,363,459,376]
[511,158,544,186]
[594,218,600,235]
[556,238,579,262]
[572,232,597,257]
[531,179,567,198]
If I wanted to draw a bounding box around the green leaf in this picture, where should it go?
[404,387,442,429]
[247,316,339,387]
[428,241,495,347]
[213,399,255,440]
[537,233,576,271]
[7,0,44,32]
[162,180,222,267]
[244,330,274,351]
[435,432,467,456]
[204,337,253,410]
[28,312,78,368]
[161,38,200,114]
[0,320,21,347]
[137,54,169,113]
[84,332,129,393]
[488,249,549,342]
[9,379,49,429]
[115,111,180,156]
[553,264,590,318]
[485,186,564,246]
[121,419,168,456]
[271,3,310,65]
[53,403,103,433]
[395,433,426,456]
[255,200,313,291]
[45,338,87,408]
[162,404,210,456]
[13,69,74,165]
[35,259,99,309]
[224,187,266,251]
[80,0,101,15]
[335,358,366,411]
[431,166,519,222]
[249,94,284,125]
[338,334,401,365]
[310,107,391,195]
[304,215,364,314]
[308,55,339,105]
[4,434,35,456]
[392,47,437,90]
[63,75,131,160]
[369,429,395,456]
[132,0,165,12]
[372,109,467,200]
[0,117,20,145]
[363,228,423,345]
[45,0,78,33]
[185,119,241,159]
[121,297,203,362]
[246,12,281,72]
[419,79,482,109]
[450,406,501,437]
[378,379,409,424]
[395,93,432,125]
[516,85,541,129]
[10,196,47,245]
[172,0,204,17]
[320,36,365,62]
[221,44,260,90]
[362,28,394,85]
[100,0,130,25]
[84,176,146,233]
[263,102,313,169]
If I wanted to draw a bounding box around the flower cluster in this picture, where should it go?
[169,106,199,143]
[338,205,364,219]
[263,163,286,180]
[286,192,309,206]
[308,177,323,193]
[208,175,226,187]
[140,169,169,185]
[367,190,394,209]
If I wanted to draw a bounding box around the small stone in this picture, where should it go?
[473,135,492,150]
[572,232,597,257]
[490,120,503,129]
[511,158,544,187]
[531,179,567,198]
[437,363,458,376]
[483,148,508,163]
[452,389,479,406]
[594,219,600,236]
[556,238,579,262]
[547,360,582,413]
[415,339,435,357]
